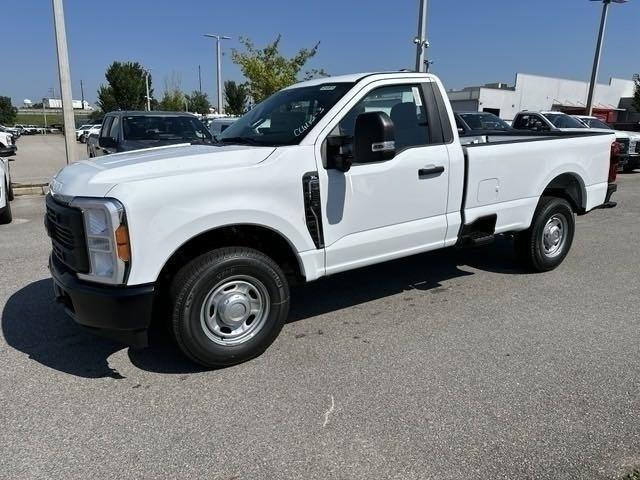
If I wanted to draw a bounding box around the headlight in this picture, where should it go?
[70,198,131,285]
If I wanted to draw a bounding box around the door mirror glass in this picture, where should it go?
[353,111,396,164]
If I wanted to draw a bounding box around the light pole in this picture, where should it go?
[204,34,231,114]
[144,70,151,111]
[413,0,429,72]
[585,0,627,115]
[51,0,76,164]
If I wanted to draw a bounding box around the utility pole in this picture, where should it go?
[204,34,231,114]
[80,79,85,110]
[144,70,151,111]
[51,0,76,164]
[414,0,429,72]
[198,64,202,93]
[585,0,627,115]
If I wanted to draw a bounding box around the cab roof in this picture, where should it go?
[285,71,435,89]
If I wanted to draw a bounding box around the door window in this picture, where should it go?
[334,84,431,151]
[100,117,114,137]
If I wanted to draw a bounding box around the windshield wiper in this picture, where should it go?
[217,136,267,146]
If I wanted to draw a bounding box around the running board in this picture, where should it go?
[456,214,497,248]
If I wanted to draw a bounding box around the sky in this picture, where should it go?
[2,0,639,106]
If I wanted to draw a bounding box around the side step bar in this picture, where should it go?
[457,214,497,248]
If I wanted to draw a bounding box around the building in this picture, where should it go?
[447,73,636,123]
[43,98,93,110]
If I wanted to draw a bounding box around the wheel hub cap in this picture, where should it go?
[542,215,566,257]
[200,276,270,346]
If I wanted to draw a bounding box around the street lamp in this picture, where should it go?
[203,34,231,114]
[585,0,628,115]
[413,0,429,72]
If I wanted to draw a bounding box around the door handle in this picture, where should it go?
[418,165,445,177]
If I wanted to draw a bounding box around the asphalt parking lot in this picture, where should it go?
[1,174,639,479]
[10,134,87,185]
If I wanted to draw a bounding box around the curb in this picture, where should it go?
[12,183,49,196]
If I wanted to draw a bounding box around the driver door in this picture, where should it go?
[315,80,450,275]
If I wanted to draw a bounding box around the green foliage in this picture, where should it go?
[97,61,151,112]
[633,74,640,112]
[159,91,185,111]
[88,110,104,122]
[224,81,248,115]
[0,96,17,124]
[231,35,323,103]
[186,91,211,114]
[621,468,640,480]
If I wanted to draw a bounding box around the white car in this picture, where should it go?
[78,124,101,143]
[0,156,13,224]
[512,111,596,133]
[75,124,93,141]
[0,131,17,157]
[574,115,640,173]
[46,71,617,367]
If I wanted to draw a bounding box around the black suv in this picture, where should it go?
[88,111,213,157]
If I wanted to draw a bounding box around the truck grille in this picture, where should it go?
[617,138,630,154]
[45,195,90,273]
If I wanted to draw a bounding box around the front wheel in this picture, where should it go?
[170,247,290,368]
[515,196,575,272]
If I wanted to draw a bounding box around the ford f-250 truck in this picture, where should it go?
[45,72,618,367]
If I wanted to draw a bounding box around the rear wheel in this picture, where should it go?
[170,247,290,368]
[515,196,575,272]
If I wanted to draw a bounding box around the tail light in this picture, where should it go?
[609,141,620,183]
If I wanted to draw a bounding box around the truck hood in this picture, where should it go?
[50,144,275,198]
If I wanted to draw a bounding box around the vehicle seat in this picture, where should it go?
[390,102,425,149]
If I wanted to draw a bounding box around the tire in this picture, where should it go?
[170,247,290,368]
[7,181,14,202]
[515,196,575,272]
[623,165,635,173]
[0,196,12,225]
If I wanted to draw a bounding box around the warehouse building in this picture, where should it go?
[447,73,637,123]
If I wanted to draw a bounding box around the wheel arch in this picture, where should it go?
[156,223,307,289]
[540,172,587,214]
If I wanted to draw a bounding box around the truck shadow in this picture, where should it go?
[2,238,526,377]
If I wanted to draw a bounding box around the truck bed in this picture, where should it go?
[460,131,614,234]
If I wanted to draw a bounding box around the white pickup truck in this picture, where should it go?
[46,72,618,367]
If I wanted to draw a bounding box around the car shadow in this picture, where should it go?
[2,237,527,377]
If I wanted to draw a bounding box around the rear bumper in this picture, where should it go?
[49,255,155,347]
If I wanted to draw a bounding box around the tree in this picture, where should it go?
[224,81,248,115]
[0,96,17,125]
[158,72,185,111]
[633,74,640,112]
[186,91,211,114]
[97,61,151,112]
[231,35,324,103]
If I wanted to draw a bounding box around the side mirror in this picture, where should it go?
[354,111,395,164]
[98,136,117,149]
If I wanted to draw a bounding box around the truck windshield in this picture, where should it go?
[543,113,587,129]
[122,116,213,142]
[218,83,354,146]
[459,113,511,131]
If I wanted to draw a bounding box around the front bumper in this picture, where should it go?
[622,154,640,170]
[49,255,155,347]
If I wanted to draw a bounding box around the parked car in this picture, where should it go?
[0,131,17,157]
[0,125,21,140]
[208,117,237,140]
[75,124,93,141]
[512,111,592,133]
[574,115,640,173]
[454,112,522,145]
[78,124,101,144]
[14,124,38,135]
[91,111,213,157]
[0,156,13,224]
[46,71,618,368]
